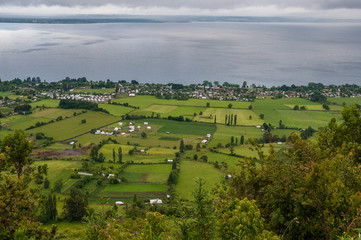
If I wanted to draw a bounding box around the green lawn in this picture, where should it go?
[185,151,243,170]
[98,103,134,116]
[27,111,120,141]
[104,183,167,193]
[120,164,172,183]
[175,160,223,200]
[254,109,339,129]
[30,99,60,108]
[194,108,263,126]
[327,97,361,106]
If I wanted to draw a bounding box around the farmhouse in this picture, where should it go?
[78,172,93,176]
[150,199,163,205]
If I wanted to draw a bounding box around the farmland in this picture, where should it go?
[1,87,356,237]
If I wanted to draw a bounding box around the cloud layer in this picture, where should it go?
[1,0,361,18]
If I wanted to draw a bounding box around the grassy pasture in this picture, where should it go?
[194,108,263,126]
[27,111,120,141]
[252,98,318,110]
[99,144,177,163]
[0,107,12,113]
[185,151,242,170]
[146,119,215,136]
[30,99,60,108]
[98,103,134,116]
[120,164,172,183]
[254,109,339,129]
[143,104,178,113]
[327,97,361,106]
[175,160,223,200]
[32,160,81,193]
[104,183,167,193]
[210,125,263,148]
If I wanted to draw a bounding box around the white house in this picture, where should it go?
[201,140,207,144]
[118,122,123,126]
[78,172,93,176]
[147,126,151,130]
[144,122,148,125]
[115,201,124,205]
[114,127,119,131]
[167,159,173,163]
[150,199,163,205]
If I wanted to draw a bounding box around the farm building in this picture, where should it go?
[78,172,93,176]
[115,201,124,205]
[147,126,151,130]
[150,199,163,205]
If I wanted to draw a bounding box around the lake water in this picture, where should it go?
[1,22,361,86]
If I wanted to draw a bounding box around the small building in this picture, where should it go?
[128,93,136,97]
[256,125,261,129]
[147,126,151,130]
[115,201,124,205]
[78,172,93,176]
[114,127,119,131]
[118,122,123,126]
[167,159,173,163]
[201,140,207,144]
[144,122,148,125]
[150,199,163,205]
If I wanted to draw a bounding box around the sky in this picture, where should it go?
[1,0,361,19]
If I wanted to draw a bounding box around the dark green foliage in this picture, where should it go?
[43,178,50,189]
[14,104,31,113]
[53,179,63,193]
[118,147,123,163]
[63,188,88,221]
[59,99,108,113]
[179,139,185,153]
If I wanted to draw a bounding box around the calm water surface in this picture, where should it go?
[0,22,361,86]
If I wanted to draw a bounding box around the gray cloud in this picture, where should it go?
[1,0,361,10]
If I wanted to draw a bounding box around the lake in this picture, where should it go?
[1,22,361,86]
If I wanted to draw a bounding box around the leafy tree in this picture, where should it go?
[41,194,57,222]
[234,114,237,125]
[81,119,86,124]
[141,131,147,138]
[259,114,264,119]
[248,104,253,110]
[228,103,232,109]
[293,105,299,110]
[1,130,34,178]
[63,188,88,221]
[53,179,63,193]
[112,148,116,163]
[180,139,185,153]
[192,178,214,239]
[118,147,123,163]
[240,135,245,145]
[43,178,50,189]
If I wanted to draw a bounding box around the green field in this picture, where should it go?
[27,111,120,141]
[254,109,340,129]
[210,125,263,148]
[104,183,167,193]
[30,99,60,108]
[194,108,263,126]
[175,160,223,200]
[185,150,243,170]
[98,103,134,116]
[327,97,361,106]
[120,164,172,183]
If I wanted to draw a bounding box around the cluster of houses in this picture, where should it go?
[93,122,152,136]
[199,133,212,144]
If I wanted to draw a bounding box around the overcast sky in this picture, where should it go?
[1,0,361,19]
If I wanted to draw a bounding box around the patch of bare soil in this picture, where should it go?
[140,174,149,183]
[31,146,91,158]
